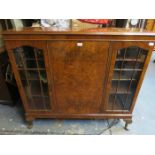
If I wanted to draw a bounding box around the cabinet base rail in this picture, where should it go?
[25,113,132,129]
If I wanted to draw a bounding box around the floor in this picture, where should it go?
[0,52,155,135]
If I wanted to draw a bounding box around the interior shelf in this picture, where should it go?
[31,94,49,98]
[18,68,45,71]
[112,79,136,81]
[112,71,139,81]
[116,58,145,63]
[114,68,142,71]
[23,58,44,61]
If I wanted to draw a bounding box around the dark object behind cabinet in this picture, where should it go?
[115,19,127,27]
[2,27,155,129]
[0,51,19,106]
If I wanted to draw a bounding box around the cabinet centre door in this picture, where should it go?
[48,41,110,114]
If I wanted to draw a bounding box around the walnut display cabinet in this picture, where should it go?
[2,28,155,129]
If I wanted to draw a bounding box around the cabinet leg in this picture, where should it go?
[124,119,132,130]
[27,120,33,129]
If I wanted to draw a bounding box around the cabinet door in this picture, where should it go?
[6,41,52,111]
[48,41,110,114]
[105,42,154,112]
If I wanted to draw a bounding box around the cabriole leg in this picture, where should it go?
[27,120,33,129]
[26,117,34,129]
[124,119,132,130]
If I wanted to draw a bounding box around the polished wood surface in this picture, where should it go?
[2,27,155,128]
[48,41,109,114]
[3,27,155,36]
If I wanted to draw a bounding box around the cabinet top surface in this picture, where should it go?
[2,27,155,36]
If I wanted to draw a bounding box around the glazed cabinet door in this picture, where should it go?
[6,41,52,111]
[48,41,110,114]
[105,41,154,112]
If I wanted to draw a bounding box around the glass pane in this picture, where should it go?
[23,46,35,59]
[13,48,24,68]
[38,60,45,68]
[109,94,133,110]
[27,70,39,80]
[113,70,141,80]
[117,47,147,61]
[13,45,51,110]
[44,97,51,109]
[115,61,143,69]
[40,70,47,82]
[42,81,48,96]
[109,94,124,110]
[19,70,26,80]
[36,49,44,59]
[26,97,35,110]
[21,80,31,97]
[19,70,39,80]
[32,96,45,110]
[108,46,148,111]
[40,70,48,96]
[25,60,37,68]
[111,81,131,94]
[30,80,41,96]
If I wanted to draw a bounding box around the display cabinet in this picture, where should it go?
[3,28,155,129]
